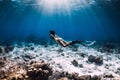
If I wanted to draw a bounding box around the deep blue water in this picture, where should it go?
[0,0,120,42]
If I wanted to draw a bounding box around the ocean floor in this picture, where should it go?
[0,41,120,80]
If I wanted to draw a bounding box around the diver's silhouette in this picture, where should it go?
[50,30,86,47]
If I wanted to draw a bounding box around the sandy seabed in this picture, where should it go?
[0,41,120,80]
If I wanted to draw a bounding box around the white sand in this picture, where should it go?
[3,42,120,77]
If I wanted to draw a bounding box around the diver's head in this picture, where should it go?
[50,30,55,35]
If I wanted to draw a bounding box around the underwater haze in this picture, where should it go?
[1,1,120,79]
[0,0,120,42]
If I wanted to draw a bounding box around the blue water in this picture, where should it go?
[0,0,120,42]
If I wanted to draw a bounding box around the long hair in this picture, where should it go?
[50,30,55,35]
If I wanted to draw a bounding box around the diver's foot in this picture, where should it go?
[72,40,83,43]
[87,41,96,46]
[72,40,81,44]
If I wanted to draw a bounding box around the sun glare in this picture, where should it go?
[36,0,90,15]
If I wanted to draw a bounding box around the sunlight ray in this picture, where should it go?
[36,0,92,15]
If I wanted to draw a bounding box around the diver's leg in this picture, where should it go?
[63,41,77,47]
[59,40,75,47]
[58,41,79,47]
[58,40,86,47]
[57,40,68,47]
[68,40,86,47]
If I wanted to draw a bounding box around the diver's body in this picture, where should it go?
[50,30,86,47]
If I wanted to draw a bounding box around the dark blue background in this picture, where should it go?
[0,0,120,42]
